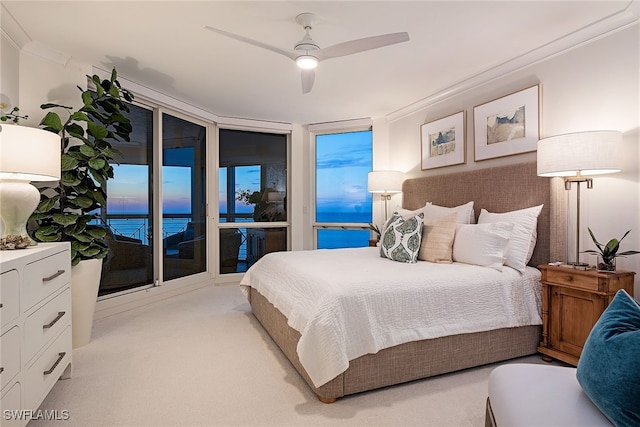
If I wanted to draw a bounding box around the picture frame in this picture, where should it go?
[473,84,540,161]
[420,111,466,170]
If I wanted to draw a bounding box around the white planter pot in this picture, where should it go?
[71,258,102,348]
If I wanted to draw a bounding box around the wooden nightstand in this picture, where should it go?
[537,264,635,366]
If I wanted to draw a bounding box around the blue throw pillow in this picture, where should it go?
[576,289,640,427]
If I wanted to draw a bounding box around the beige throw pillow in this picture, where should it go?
[418,213,457,263]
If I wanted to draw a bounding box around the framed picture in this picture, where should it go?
[420,111,466,170]
[473,84,540,161]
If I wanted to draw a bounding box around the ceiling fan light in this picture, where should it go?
[296,55,318,70]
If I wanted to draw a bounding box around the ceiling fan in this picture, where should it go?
[205,13,409,94]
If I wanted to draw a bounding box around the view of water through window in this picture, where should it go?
[316,130,373,248]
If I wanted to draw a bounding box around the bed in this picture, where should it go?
[240,162,567,402]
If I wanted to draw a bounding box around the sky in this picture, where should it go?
[106,130,372,223]
[107,164,192,214]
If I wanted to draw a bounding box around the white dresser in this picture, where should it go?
[1,243,72,427]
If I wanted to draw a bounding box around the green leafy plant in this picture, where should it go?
[0,106,29,123]
[368,223,381,240]
[583,228,640,267]
[30,68,134,266]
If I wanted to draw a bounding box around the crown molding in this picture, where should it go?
[1,3,71,66]
[385,0,640,123]
[1,3,29,50]
[92,67,293,132]
[22,41,71,66]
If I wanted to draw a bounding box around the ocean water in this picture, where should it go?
[316,210,372,249]
[106,210,372,253]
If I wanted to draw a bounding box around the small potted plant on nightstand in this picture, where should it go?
[583,228,640,272]
[368,223,381,247]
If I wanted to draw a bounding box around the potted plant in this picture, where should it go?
[368,223,381,247]
[30,68,134,347]
[583,228,640,272]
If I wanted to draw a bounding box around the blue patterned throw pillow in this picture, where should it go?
[380,213,424,263]
[576,289,640,427]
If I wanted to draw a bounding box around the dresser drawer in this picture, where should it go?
[24,325,71,411]
[23,288,71,364]
[0,326,21,391]
[1,270,20,329]
[23,251,70,311]
[0,382,22,427]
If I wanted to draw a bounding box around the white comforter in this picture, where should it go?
[240,247,542,387]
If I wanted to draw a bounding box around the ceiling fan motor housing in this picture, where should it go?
[294,32,320,52]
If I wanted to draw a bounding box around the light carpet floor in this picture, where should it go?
[30,284,552,427]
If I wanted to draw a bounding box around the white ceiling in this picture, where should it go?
[2,1,637,125]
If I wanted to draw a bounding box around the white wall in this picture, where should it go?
[386,25,640,294]
[0,32,21,237]
[1,33,20,108]
[18,47,90,128]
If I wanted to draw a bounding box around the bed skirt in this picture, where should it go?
[249,287,542,402]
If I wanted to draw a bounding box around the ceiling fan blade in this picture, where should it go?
[301,69,315,94]
[317,32,409,60]
[204,26,297,61]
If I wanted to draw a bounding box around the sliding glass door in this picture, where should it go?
[99,104,207,296]
[100,103,154,296]
[162,114,207,281]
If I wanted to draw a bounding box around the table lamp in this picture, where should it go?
[0,124,61,247]
[537,130,623,264]
[367,170,404,220]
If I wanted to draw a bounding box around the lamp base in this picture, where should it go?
[0,180,40,248]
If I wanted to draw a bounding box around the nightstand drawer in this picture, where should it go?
[1,270,20,329]
[544,269,599,291]
[24,325,71,411]
[23,288,71,364]
[23,251,70,311]
[0,326,21,391]
[544,268,634,294]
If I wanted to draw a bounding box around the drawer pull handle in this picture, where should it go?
[0,303,3,308]
[0,367,4,374]
[43,352,66,375]
[43,270,65,282]
[43,311,66,329]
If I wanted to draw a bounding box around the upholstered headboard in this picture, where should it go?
[402,162,566,267]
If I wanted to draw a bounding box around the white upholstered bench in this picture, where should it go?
[485,364,612,427]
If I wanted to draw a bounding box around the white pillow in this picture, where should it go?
[424,201,475,224]
[452,222,513,271]
[396,202,432,219]
[477,205,543,273]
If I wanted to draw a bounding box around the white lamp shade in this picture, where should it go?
[0,124,61,181]
[537,131,623,177]
[368,170,404,193]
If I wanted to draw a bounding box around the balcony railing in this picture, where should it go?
[101,213,252,262]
